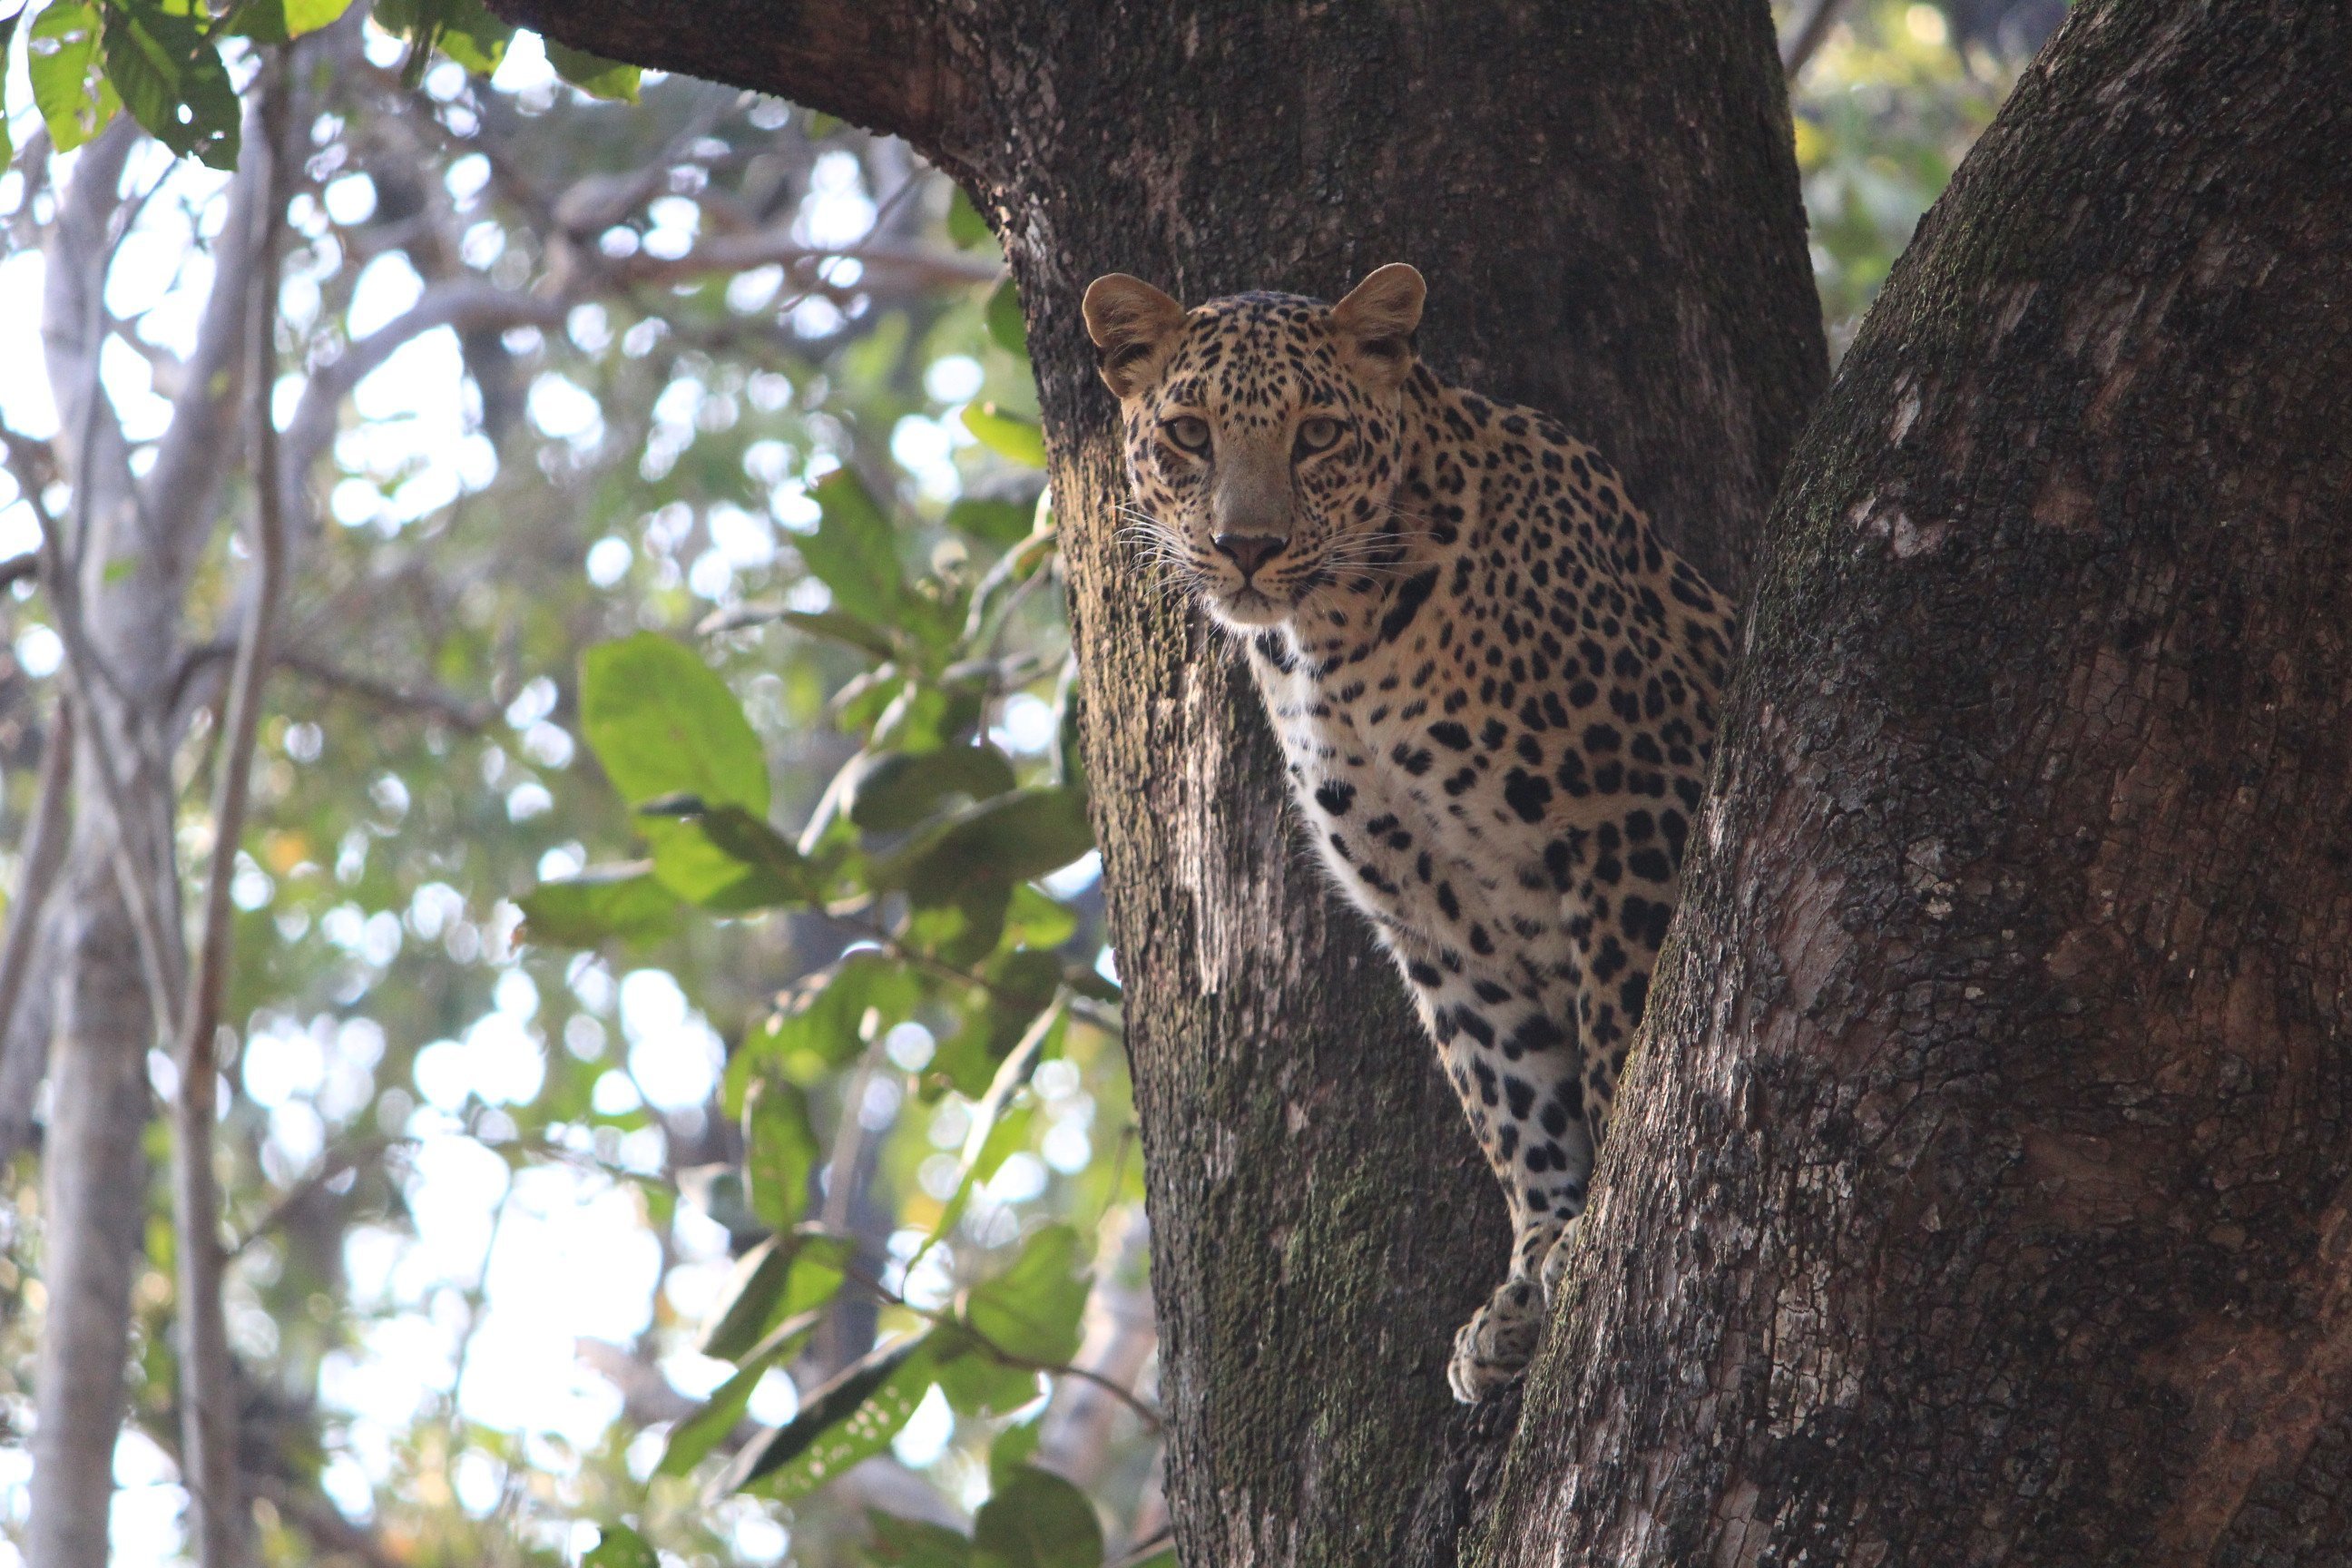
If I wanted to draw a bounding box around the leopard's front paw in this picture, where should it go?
[1538,1224,1577,1304]
[1447,1277,1544,1403]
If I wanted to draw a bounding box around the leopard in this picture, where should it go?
[1083,262,1737,1402]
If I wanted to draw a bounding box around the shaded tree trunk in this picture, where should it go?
[499,2,1823,1560]
[1477,3,2352,1560]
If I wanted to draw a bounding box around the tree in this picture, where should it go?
[492,1,1826,1562]
[1477,2,2352,1557]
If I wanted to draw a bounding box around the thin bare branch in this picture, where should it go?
[1781,0,1850,76]
[276,645,496,730]
[611,233,1001,291]
[174,59,295,1568]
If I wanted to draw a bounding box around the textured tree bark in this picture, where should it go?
[1476,4,2352,1561]
[499,2,1823,1560]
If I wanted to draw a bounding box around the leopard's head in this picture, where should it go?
[1083,264,1425,632]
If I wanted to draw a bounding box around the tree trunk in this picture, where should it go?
[498,2,1823,1559]
[1477,4,2352,1560]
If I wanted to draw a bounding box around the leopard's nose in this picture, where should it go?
[1212,533,1287,580]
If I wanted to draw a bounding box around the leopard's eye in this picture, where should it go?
[1297,416,1343,454]
[1163,416,1211,454]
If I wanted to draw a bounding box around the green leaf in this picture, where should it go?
[583,1524,661,1568]
[988,1421,1042,1490]
[849,745,1017,834]
[742,1075,818,1234]
[515,865,678,949]
[27,3,120,152]
[701,1229,854,1360]
[867,1511,974,1568]
[582,634,779,906]
[916,1003,1059,1259]
[659,1303,823,1479]
[545,38,639,100]
[582,633,768,810]
[928,1320,1042,1419]
[964,1224,1089,1371]
[877,787,1095,904]
[946,185,991,249]
[732,951,923,1103]
[985,278,1029,359]
[973,1466,1103,1568]
[0,11,20,170]
[800,469,905,625]
[961,404,1048,469]
[946,498,1034,549]
[223,0,357,41]
[102,0,241,169]
[780,608,899,662]
[729,1333,936,1500]
[1002,886,1078,950]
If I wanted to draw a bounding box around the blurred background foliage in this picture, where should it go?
[0,0,2056,1562]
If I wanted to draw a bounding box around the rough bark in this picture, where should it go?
[497,2,1824,1560]
[1478,4,2352,1561]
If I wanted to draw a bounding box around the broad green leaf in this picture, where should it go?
[988,1421,1042,1490]
[961,404,1048,469]
[946,185,990,249]
[583,1524,660,1568]
[946,497,1034,549]
[732,951,923,1103]
[581,634,768,810]
[972,1466,1103,1568]
[1002,886,1078,950]
[904,880,1012,968]
[545,38,639,100]
[27,3,120,152]
[867,1511,974,1567]
[849,745,1017,833]
[985,278,1028,359]
[742,1075,818,1234]
[800,469,905,625]
[963,1223,1088,1369]
[515,865,678,949]
[224,0,357,41]
[583,634,776,906]
[730,1334,936,1500]
[657,1308,820,1479]
[929,949,1064,1096]
[928,1320,1042,1418]
[878,787,1095,904]
[102,0,240,168]
[701,1229,854,1360]
[870,681,984,754]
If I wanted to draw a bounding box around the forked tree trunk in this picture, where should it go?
[499,1,1823,1559]
[1476,3,2352,1560]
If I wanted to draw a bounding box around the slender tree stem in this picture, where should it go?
[172,58,292,1568]
[0,705,76,1058]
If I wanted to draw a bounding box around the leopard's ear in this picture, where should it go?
[1083,274,1187,399]
[1329,262,1425,393]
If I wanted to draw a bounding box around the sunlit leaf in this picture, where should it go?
[988,1420,1042,1490]
[963,1223,1088,1371]
[224,0,358,41]
[515,864,679,949]
[702,1229,855,1361]
[545,38,639,101]
[0,11,20,169]
[102,0,243,170]
[946,497,1034,549]
[972,1466,1103,1568]
[729,1333,936,1500]
[658,1308,820,1478]
[961,404,1048,468]
[27,2,120,152]
[583,1524,661,1568]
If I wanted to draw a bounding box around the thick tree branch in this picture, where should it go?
[488,0,981,174]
